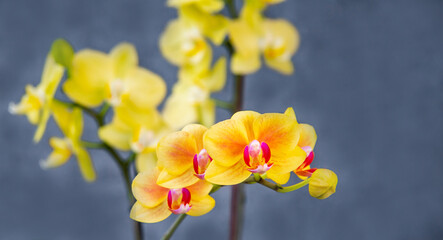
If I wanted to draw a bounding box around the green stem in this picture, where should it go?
[99,103,110,119]
[214,99,234,110]
[161,214,187,240]
[256,177,311,193]
[277,179,311,193]
[224,0,238,18]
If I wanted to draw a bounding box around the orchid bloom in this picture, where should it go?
[229,6,299,75]
[156,124,212,188]
[160,18,212,72]
[40,101,96,182]
[98,102,168,153]
[9,54,64,142]
[130,168,215,223]
[63,43,166,109]
[162,57,226,129]
[203,109,306,185]
[178,5,229,45]
[284,108,319,179]
[309,169,338,199]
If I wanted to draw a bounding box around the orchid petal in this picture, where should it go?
[204,119,249,167]
[157,131,197,175]
[204,160,251,185]
[132,169,169,208]
[187,195,215,217]
[130,201,171,223]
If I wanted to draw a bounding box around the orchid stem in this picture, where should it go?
[222,1,245,239]
[161,214,187,240]
[214,99,234,110]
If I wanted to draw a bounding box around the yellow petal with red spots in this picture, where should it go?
[132,169,169,208]
[130,201,171,223]
[204,160,251,185]
[204,119,249,167]
[157,131,198,175]
[187,195,215,217]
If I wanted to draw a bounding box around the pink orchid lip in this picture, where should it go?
[170,203,192,215]
[244,141,272,173]
[248,163,273,174]
[193,149,212,176]
[168,188,192,214]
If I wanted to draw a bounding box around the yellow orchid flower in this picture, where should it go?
[229,17,300,75]
[284,107,318,179]
[99,102,169,153]
[162,57,226,129]
[9,55,64,142]
[130,167,215,223]
[63,43,166,109]
[309,169,338,199]
[203,109,306,185]
[160,18,212,71]
[167,0,224,13]
[156,124,212,189]
[40,101,96,182]
[179,5,229,45]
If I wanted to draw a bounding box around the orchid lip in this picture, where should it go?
[244,141,272,170]
[170,203,192,215]
[193,149,212,176]
[194,173,206,180]
[248,163,273,174]
[167,188,192,214]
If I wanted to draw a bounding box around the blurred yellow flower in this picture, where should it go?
[160,18,212,71]
[229,13,300,75]
[179,5,229,45]
[162,57,226,129]
[204,109,306,185]
[9,55,64,142]
[40,101,96,182]
[99,102,169,153]
[309,169,338,199]
[130,168,215,223]
[63,43,166,109]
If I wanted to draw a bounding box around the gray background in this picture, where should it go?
[1,0,442,239]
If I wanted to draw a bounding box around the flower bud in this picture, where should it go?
[309,169,337,199]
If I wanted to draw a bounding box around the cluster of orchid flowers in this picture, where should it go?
[10,0,337,238]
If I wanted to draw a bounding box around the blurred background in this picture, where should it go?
[1,0,442,239]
